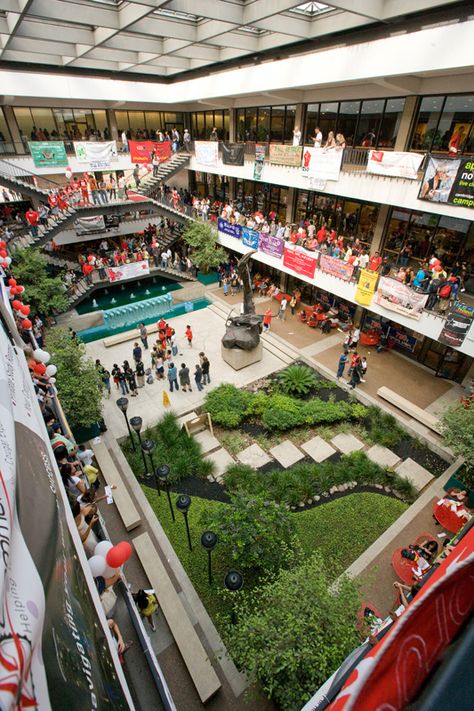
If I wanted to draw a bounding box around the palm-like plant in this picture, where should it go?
[277,364,318,396]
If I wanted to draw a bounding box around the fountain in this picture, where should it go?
[102,292,173,331]
[145,289,151,295]
[130,293,136,298]
[92,299,98,308]
[111,297,117,304]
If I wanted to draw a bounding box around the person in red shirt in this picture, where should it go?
[48,191,59,219]
[80,178,90,205]
[290,230,299,244]
[58,190,68,212]
[157,318,166,332]
[368,252,383,271]
[185,325,193,347]
[263,308,273,332]
[25,207,39,238]
[317,226,327,244]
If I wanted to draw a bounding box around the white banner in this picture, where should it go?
[107,261,150,283]
[74,215,106,235]
[367,150,424,180]
[74,141,118,169]
[195,141,219,166]
[374,276,428,320]
[301,146,343,181]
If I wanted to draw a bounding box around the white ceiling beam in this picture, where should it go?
[9,35,75,54]
[320,0,384,20]
[16,19,94,44]
[257,32,301,52]
[161,37,194,54]
[86,47,140,63]
[173,44,220,61]
[197,98,234,108]
[146,54,190,69]
[129,16,196,41]
[167,0,244,25]
[374,75,422,93]
[0,0,21,11]
[28,0,118,28]
[243,0,301,26]
[195,19,239,43]
[105,34,163,54]
[383,0,460,20]
[255,13,311,37]
[207,32,258,51]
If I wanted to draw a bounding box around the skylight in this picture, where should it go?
[154,8,202,23]
[290,2,332,17]
[237,25,266,35]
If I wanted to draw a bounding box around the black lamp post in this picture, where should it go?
[176,494,192,551]
[142,439,158,492]
[130,416,148,474]
[201,531,217,585]
[157,464,174,521]
[116,397,135,451]
[224,570,243,624]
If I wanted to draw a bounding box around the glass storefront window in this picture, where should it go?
[93,110,108,134]
[236,109,245,141]
[284,105,296,143]
[0,109,13,150]
[257,107,270,142]
[436,94,474,153]
[245,108,257,141]
[337,101,360,146]
[412,96,443,150]
[379,98,405,148]
[355,99,384,146]
[319,102,338,142]
[270,106,285,142]
[305,103,319,143]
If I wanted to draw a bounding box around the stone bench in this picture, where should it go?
[133,532,221,703]
[376,386,441,434]
[92,440,142,531]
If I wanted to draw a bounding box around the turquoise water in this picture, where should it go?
[78,297,211,343]
[76,276,182,314]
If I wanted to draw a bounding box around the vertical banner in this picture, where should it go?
[253,144,266,181]
[242,227,260,249]
[438,301,474,348]
[221,143,245,166]
[355,269,379,305]
[258,233,284,258]
[28,141,68,168]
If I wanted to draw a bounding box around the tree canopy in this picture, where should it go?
[12,248,68,316]
[441,401,474,470]
[181,222,226,273]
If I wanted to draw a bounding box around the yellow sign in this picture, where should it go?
[355,269,379,306]
[163,391,171,407]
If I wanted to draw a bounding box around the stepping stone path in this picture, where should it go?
[330,433,365,455]
[366,444,400,469]
[237,443,272,468]
[193,430,221,454]
[270,440,305,468]
[301,436,336,463]
[204,448,234,484]
[395,458,434,491]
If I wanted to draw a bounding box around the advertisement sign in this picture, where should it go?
[129,140,171,164]
[253,144,265,181]
[439,301,474,348]
[388,326,418,352]
[283,244,318,279]
[217,218,242,239]
[374,276,428,320]
[221,143,245,166]
[419,155,474,209]
[268,144,302,167]
[74,141,118,169]
[28,141,68,168]
[355,268,379,306]
[242,227,259,249]
[107,261,150,282]
[320,254,354,281]
[367,150,424,180]
[75,215,106,235]
[258,233,284,259]
[194,141,219,166]
[301,146,343,181]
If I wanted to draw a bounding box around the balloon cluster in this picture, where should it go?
[88,540,133,578]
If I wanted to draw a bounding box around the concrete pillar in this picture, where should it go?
[371,204,391,254]
[107,109,119,141]
[3,106,23,153]
[293,104,305,145]
[229,109,236,142]
[285,187,296,224]
[394,96,418,152]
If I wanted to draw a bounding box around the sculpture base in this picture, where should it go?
[221,342,263,370]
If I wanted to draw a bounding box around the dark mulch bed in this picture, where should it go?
[241,421,267,437]
[391,438,448,477]
[140,474,231,503]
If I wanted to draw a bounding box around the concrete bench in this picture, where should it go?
[183,412,214,437]
[103,323,159,348]
[133,532,221,703]
[92,440,142,531]
[376,386,442,434]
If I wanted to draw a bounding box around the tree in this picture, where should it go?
[441,402,474,469]
[45,327,103,430]
[12,248,68,316]
[182,222,226,273]
[224,553,360,710]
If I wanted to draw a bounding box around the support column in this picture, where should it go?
[293,104,305,145]
[229,109,237,142]
[371,204,391,254]
[107,109,119,141]
[3,106,23,153]
[394,96,418,152]
[285,187,296,224]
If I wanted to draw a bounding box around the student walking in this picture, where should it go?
[200,353,210,385]
[289,295,297,316]
[133,589,159,632]
[136,360,145,388]
[139,322,148,349]
[185,325,193,347]
[278,297,288,320]
[194,364,204,391]
[179,363,192,392]
[167,362,179,392]
[336,352,348,380]
[132,342,142,364]
[263,308,273,332]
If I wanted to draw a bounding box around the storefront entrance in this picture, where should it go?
[418,339,470,381]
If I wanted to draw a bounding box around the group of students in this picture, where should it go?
[336,327,368,389]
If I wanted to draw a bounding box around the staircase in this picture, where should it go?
[135,153,191,198]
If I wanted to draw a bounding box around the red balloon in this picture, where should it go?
[0,241,6,249]
[22,318,32,330]
[0,250,7,259]
[8,278,17,287]
[106,542,133,568]
[20,304,30,316]
[34,362,46,375]
[12,300,22,311]
[16,285,25,294]
[434,264,442,272]
[87,255,94,262]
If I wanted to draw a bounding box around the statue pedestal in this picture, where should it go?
[221,342,263,370]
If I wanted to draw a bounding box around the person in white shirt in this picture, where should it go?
[278,297,288,320]
[312,127,323,147]
[77,445,94,467]
[121,130,128,153]
[359,251,369,269]
[292,127,302,147]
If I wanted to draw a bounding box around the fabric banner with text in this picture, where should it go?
[283,244,318,279]
[253,144,266,180]
[355,268,379,305]
[129,141,171,164]
[320,254,354,281]
[374,276,428,320]
[28,141,68,168]
[107,261,150,283]
[439,301,474,348]
[217,218,242,239]
[195,141,219,166]
[269,144,302,167]
[367,150,424,180]
[301,146,343,181]
[258,233,284,259]
[418,155,474,209]
[74,141,118,169]
[75,215,106,235]
[222,143,245,166]
[242,226,259,249]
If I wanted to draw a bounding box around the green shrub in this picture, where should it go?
[203,384,252,428]
[224,463,260,493]
[366,406,406,447]
[300,398,352,425]
[351,403,369,419]
[278,364,318,396]
[261,393,302,430]
[244,391,269,417]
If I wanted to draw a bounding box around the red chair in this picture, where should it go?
[391,548,419,585]
[357,601,384,634]
[433,499,470,534]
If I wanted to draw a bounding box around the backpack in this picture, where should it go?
[439,284,451,299]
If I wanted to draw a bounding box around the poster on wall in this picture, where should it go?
[355,268,379,306]
[418,155,474,209]
[367,150,424,180]
[438,301,474,348]
[268,144,302,167]
[253,144,266,180]
[301,146,343,181]
[195,141,219,166]
[217,218,242,239]
[28,141,68,167]
[242,226,259,249]
[319,254,354,281]
[107,261,150,282]
[222,143,245,166]
[374,276,428,319]
[283,244,318,279]
[75,215,106,235]
[74,141,118,169]
[258,233,284,259]
[129,140,171,164]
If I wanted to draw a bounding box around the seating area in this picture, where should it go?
[92,439,141,531]
[377,386,442,433]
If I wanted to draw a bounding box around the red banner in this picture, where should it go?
[129,140,171,164]
[320,254,354,281]
[283,244,318,278]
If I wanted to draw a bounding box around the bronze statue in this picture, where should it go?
[222,251,263,351]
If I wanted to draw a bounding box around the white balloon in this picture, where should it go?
[65,167,73,179]
[103,564,120,578]
[88,555,107,577]
[94,540,114,558]
[4,257,11,266]
[49,377,56,384]
[46,364,57,377]
[33,349,51,364]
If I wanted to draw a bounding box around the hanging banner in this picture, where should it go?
[388,326,419,353]
[269,144,302,167]
[129,141,172,164]
[374,276,428,320]
[107,261,150,282]
[438,301,474,348]
[194,141,219,166]
[217,218,242,239]
[283,244,318,279]
[258,233,284,259]
[419,155,474,209]
[75,215,106,235]
[320,254,354,281]
[221,143,245,166]
[28,141,68,168]
[242,226,259,249]
[355,268,379,306]
[74,141,118,169]
[253,144,265,181]
[301,147,343,181]
[367,150,424,180]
